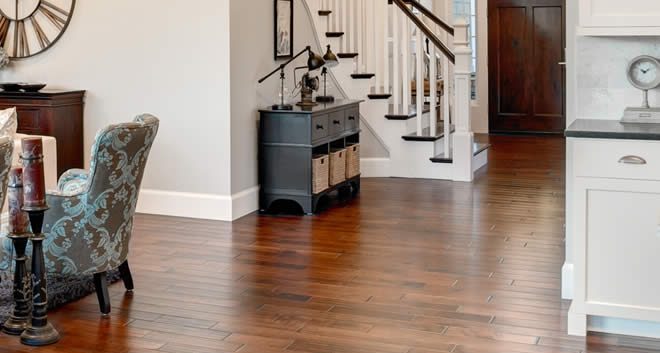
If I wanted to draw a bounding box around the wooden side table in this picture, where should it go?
[0,90,85,177]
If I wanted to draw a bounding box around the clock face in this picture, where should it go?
[627,55,660,91]
[0,0,75,59]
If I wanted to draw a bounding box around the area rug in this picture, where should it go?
[0,270,120,324]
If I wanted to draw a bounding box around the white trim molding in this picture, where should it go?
[562,262,573,300]
[137,186,259,221]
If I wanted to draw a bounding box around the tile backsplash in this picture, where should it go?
[577,36,660,120]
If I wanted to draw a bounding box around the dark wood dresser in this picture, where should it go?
[259,100,362,214]
[0,90,85,176]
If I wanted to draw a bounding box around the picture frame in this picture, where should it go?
[274,0,294,60]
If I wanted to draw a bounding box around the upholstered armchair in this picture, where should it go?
[0,137,14,271]
[1,115,159,315]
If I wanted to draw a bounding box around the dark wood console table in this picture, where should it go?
[0,90,85,177]
[259,100,362,214]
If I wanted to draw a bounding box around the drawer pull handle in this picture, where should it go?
[316,124,324,130]
[618,155,647,165]
[348,116,356,121]
[333,120,341,125]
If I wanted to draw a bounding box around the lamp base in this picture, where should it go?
[271,104,293,111]
[296,101,318,107]
[316,95,335,103]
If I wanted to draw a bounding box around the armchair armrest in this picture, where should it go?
[55,169,89,196]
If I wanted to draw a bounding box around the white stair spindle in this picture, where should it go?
[365,0,372,74]
[350,0,356,53]
[430,43,437,135]
[383,1,390,95]
[333,0,339,32]
[402,9,411,109]
[452,19,474,182]
[373,0,381,93]
[357,0,364,72]
[443,55,450,157]
[392,8,401,108]
[341,0,347,52]
[415,26,424,136]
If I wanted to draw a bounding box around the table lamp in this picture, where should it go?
[316,45,339,103]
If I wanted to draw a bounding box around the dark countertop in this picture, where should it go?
[0,89,86,98]
[566,119,660,141]
[259,99,362,114]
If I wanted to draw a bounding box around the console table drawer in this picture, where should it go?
[573,139,660,181]
[345,107,359,131]
[312,114,329,142]
[329,111,345,135]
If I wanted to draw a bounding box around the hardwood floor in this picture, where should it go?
[2,135,660,352]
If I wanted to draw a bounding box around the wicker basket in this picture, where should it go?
[312,154,329,194]
[329,148,347,186]
[345,143,360,178]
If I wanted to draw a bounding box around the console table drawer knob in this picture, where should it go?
[348,116,356,121]
[333,120,341,125]
[618,155,647,165]
[316,124,324,130]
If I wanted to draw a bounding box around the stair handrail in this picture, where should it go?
[401,0,454,36]
[391,0,455,65]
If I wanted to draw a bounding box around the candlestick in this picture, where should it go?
[21,137,47,211]
[2,168,30,336]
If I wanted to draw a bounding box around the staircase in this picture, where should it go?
[303,0,488,182]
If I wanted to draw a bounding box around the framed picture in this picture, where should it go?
[274,0,294,60]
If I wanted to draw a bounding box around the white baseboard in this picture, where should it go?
[589,316,660,339]
[137,186,259,221]
[562,262,573,300]
[360,158,390,178]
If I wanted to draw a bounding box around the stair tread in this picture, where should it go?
[430,141,491,163]
[318,10,332,16]
[368,93,392,100]
[326,32,345,37]
[402,125,455,142]
[385,103,440,120]
[351,73,375,79]
[338,53,359,58]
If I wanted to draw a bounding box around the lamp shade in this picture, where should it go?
[307,49,325,71]
[323,45,339,68]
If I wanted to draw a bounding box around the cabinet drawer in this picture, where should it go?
[312,114,329,142]
[345,107,359,131]
[329,111,345,135]
[573,138,660,181]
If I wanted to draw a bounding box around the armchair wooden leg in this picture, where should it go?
[118,260,134,292]
[93,272,111,315]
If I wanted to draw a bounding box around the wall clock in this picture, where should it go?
[623,55,660,123]
[0,0,76,59]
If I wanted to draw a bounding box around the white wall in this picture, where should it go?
[3,0,234,220]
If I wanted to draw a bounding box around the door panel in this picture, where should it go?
[489,0,565,134]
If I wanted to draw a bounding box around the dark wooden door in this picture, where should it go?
[488,0,565,133]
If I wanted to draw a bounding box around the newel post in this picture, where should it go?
[452,19,474,182]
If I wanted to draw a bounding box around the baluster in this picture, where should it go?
[452,19,474,182]
[350,0,356,54]
[333,0,339,32]
[392,7,401,109]
[415,21,424,136]
[357,0,364,72]
[373,0,381,94]
[341,0,347,52]
[383,0,390,95]
[365,0,372,75]
[443,54,451,157]
[430,40,438,135]
[402,7,411,109]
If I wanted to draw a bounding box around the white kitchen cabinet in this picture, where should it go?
[568,137,660,336]
[579,0,660,36]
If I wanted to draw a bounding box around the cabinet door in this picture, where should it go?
[575,177,660,322]
[580,0,660,28]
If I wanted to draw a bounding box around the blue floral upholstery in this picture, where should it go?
[0,115,159,275]
[0,137,14,271]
